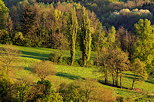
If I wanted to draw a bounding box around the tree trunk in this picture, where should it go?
[70,33,75,65]
[120,74,122,88]
[96,47,101,66]
[115,70,119,87]
[132,79,135,89]
[104,68,108,84]
[112,73,115,86]
[70,40,75,65]
[82,53,87,66]
[6,65,9,75]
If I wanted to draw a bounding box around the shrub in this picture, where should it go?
[28,80,51,101]
[86,60,94,67]
[58,80,116,102]
[58,83,81,102]
[76,58,82,66]
[13,32,24,46]
[61,57,71,65]
[37,80,52,96]
[116,96,134,102]
[41,93,63,102]
[49,52,62,64]
[0,78,9,101]
[31,61,55,80]
[0,30,12,44]
[49,52,72,65]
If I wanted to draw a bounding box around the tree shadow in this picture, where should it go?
[125,76,134,80]
[124,73,136,80]
[56,72,85,80]
[21,50,49,60]
[98,80,129,89]
[125,73,135,76]
[24,67,32,71]
[145,80,154,84]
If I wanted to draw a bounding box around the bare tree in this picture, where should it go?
[0,44,20,75]
[31,61,55,81]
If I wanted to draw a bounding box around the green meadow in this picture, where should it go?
[1,44,154,101]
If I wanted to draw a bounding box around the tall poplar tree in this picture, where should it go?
[69,8,78,65]
[80,7,93,66]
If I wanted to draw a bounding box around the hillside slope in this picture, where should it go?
[1,44,154,101]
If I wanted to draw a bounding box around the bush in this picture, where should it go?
[0,30,12,44]
[37,80,52,96]
[58,83,81,102]
[0,78,9,101]
[29,80,64,102]
[116,96,134,102]
[49,52,62,64]
[49,52,72,65]
[49,52,93,66]
[58,80,116,102]
[13,32,24,46]
[61,57,71,65]
[86,60,94,67]
[31,61,55,80]
[76,58,82,66]
[41,93,63,102]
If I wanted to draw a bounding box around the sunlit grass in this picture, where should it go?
[1,44,154,101]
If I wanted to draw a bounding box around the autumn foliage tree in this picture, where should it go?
[97,26,116,85]
[100,48,130,87]
[58,79,116,102]
[131,58,148,89]
[116,27,137,59]
[20,4,38,46]
[0,45,20,101]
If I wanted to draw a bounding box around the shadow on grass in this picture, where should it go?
[56,72,85,80]
[145,80,154,84]
[126,74,154,84]
[125,73,136,76]
[98,80,129,89]
[21,50,49,60]
[24,67,32,71]
[124,73,137,80]
[125,76,134,80]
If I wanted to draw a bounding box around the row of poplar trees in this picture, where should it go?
[0,1,104,66]
[0,0,154,88]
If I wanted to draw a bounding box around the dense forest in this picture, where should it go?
[0,0,154,101]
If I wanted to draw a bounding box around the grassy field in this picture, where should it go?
[1,44,154,101]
